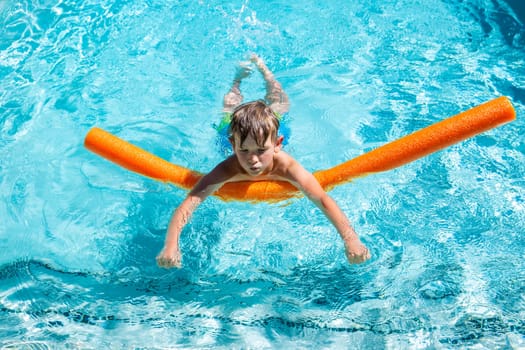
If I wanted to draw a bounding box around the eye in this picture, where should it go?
[257,149,267,154]
[240,149,249,153]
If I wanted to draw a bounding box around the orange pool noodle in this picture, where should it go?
[84,96,515,202]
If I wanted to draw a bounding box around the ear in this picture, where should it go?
[274,135,284,153]
[229,136,235,149]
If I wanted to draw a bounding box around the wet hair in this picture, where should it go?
[228,100,280,147]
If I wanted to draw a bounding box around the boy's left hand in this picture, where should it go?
[344,238,371,264]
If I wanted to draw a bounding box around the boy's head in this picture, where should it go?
[228,100,280,148]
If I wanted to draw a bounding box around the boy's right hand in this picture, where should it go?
[156,248,182,269]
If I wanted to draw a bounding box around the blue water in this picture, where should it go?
[1,0,525,348]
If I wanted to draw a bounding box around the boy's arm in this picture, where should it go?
[156,158,236,268]
[285,161,371,264]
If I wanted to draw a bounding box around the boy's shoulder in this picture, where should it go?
[217,155,242,172]
[275,149,296,162]
[213,155,249,179]
[274,150,301,171]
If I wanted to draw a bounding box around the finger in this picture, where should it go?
[157,257,172,268]
[157,258,167,268]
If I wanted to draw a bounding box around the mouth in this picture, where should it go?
[249,166,261,173]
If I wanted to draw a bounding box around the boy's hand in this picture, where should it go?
[156,248,182,269]
[344,237,371,264]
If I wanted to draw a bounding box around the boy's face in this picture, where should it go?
[231,133,283,176]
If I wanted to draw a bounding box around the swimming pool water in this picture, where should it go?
[1,0,525,348]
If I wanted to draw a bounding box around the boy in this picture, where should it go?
[156,55,371,268]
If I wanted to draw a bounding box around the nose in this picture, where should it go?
[248,153,258,164]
